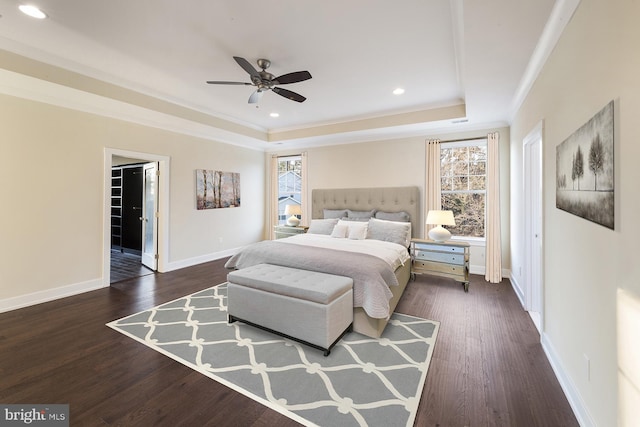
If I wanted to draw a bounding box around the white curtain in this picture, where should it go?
[300,152,308,225]
[269,154,279,240]
[425,139,442,238]
[485,131,502,283]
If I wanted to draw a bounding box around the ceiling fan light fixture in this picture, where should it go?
[393,88,405,95]
[19,4,47,19]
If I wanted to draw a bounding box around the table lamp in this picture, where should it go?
[284,204,302,226]
[426,210,455,242]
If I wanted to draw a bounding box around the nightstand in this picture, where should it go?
[410,238,470,292]
[274,225,309,239]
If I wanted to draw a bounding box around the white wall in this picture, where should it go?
[509,0,640,424]
[0,94,265,308]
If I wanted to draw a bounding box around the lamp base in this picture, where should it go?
[286,216,300,227]
[428,225,451,242]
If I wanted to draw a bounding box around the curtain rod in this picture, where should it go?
[437,136,487,144]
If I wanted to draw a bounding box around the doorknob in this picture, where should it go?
[139,217,148,222]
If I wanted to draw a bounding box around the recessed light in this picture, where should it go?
[393,88,405,95]
[270,112,280,118]
[19,5,47,19]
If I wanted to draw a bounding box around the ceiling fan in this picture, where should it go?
[206,56,312,104]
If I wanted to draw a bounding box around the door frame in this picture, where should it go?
[523,121,544,333]
[103,148,170,285]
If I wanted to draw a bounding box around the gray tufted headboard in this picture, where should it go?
[311,186,421,238]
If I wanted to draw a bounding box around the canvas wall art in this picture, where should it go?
[196,169,241,210]
[556,100,614,229]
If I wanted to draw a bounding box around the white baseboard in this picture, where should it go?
[541,333,595,427]
[509,272,525,306]
[0,248,241,313]
[0,278,105,313]
[164,247,240,272]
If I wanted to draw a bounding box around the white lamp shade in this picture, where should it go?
[426,210,455,242]
[284,204,302,216]
[284,204,302,226]
[426,210,456,226]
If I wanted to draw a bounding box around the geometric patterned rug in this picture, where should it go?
[107,283,439,427]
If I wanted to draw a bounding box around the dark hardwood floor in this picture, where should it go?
[110,250,155,284]
[0,259,578,426]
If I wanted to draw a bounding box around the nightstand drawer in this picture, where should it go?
[274,225,308,239]
[415,243,466,254]
[413,260,466,276]
[415,250,465,264]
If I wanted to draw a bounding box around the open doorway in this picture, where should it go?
[103,149,170,286]
[110,160,156,283]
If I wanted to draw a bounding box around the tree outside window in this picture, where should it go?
[440,141,487,238]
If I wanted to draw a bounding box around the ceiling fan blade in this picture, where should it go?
[274,71,312,85]
[233,56,260,79]
[248,90,264,104]
[272,87,307,103]
[206,81,253,85]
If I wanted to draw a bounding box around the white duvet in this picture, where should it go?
[277,234,410,271]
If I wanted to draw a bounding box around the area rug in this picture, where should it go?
[107,283,439,427]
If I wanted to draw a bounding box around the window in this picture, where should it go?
[277,155,303,225]
[440,140,487,238]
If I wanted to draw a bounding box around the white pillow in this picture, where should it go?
[338,219,368,240]
[330,223,349,238]
[349,224,368,240]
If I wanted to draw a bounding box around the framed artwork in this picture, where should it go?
[556,100,614,229]
[196,169,241,210]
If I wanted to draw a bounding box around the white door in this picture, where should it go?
[141,162,158,270]
[524,125,543,333]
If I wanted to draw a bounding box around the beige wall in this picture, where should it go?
[271,126,511,274]
[0,94,265,305]
[510,0,640,424]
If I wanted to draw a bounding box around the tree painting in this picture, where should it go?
[573,145,584,190]
[589,133,604,190]
[556,101,614,229]
[196,169,241,210]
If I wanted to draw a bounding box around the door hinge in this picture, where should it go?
[154,254,159,260]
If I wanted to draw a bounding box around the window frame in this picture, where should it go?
[440,138,487,244]
[276,154,303,226]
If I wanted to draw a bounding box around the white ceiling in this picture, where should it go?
[0,0,567,149]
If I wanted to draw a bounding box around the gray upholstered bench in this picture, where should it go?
[226,263,354,356]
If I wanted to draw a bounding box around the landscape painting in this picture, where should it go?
[556,100,614,229]
[196,170,241,210]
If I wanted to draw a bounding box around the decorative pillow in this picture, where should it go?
[337,219,368,240]
[323,209,348,219]
[339,216,369,222]
[307,218,339,235]
[346,209,375,220]
[330,223,349,238]
[375,210,411,223]
[366,218,412,247]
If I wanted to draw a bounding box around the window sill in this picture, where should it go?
[450,236,486,247]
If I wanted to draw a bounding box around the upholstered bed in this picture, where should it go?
[225,186,420,338]
[311,186,420,337]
